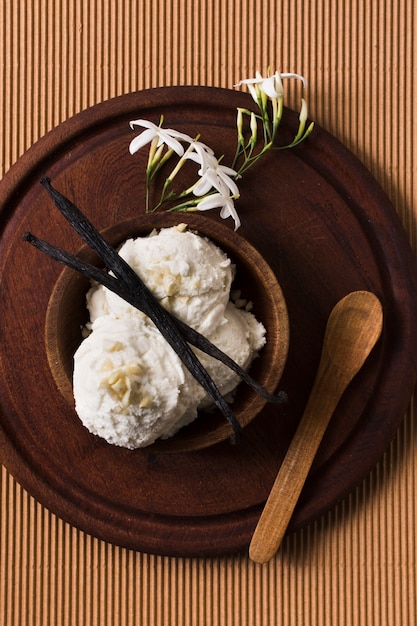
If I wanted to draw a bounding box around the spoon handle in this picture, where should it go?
[249,365,347,564]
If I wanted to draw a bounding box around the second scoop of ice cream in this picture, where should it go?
[87,225,234,335]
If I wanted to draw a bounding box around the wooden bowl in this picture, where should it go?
[45,212,289,452]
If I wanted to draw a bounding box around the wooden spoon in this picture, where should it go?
[249,290,383,564]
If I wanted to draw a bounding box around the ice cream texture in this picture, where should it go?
[73,224,266,448]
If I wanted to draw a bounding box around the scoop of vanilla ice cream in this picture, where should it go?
[156,304,266,437]
[86,226,234,334]
[73,314,205,448]
[196,302,266,407]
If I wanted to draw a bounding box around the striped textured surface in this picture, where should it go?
[1,1,416,624]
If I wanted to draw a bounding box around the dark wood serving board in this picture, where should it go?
[1,86,416,557]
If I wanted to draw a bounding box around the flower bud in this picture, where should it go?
[250,112,257,144]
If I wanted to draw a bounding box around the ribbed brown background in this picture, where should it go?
[1,1,416,625]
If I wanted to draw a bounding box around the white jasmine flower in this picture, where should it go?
[129,119,187,157]
[192,158,239,197]
[128,68,313,229]
[198,193,241,230]
[235,70,307,101]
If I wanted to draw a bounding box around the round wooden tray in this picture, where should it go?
[1,86,417,558]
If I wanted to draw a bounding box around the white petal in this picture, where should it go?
[234,76,264,102]
[199,168,224,192]
[160,133,184,156]
[197,193,241,229]
[166,129,194,142]
[280,72,308,87]
[262,75,282,98]
[247,84,259,102]
[193,176,214,197]
[218,164,238,177]
[184,152,201,164]
[197,193,225,211]
[128,129,157,154]
[214,170,240,196]
[129,119,157,130]
[234,77,263,87]
[220,200,241,230]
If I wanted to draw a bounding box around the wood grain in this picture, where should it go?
[0,87,416,558]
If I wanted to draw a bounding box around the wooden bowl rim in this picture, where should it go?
[45,212,290,452]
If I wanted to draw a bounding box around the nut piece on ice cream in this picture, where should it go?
[73,225,267,449]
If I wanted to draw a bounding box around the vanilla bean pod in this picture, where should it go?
[23,231,286,407]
